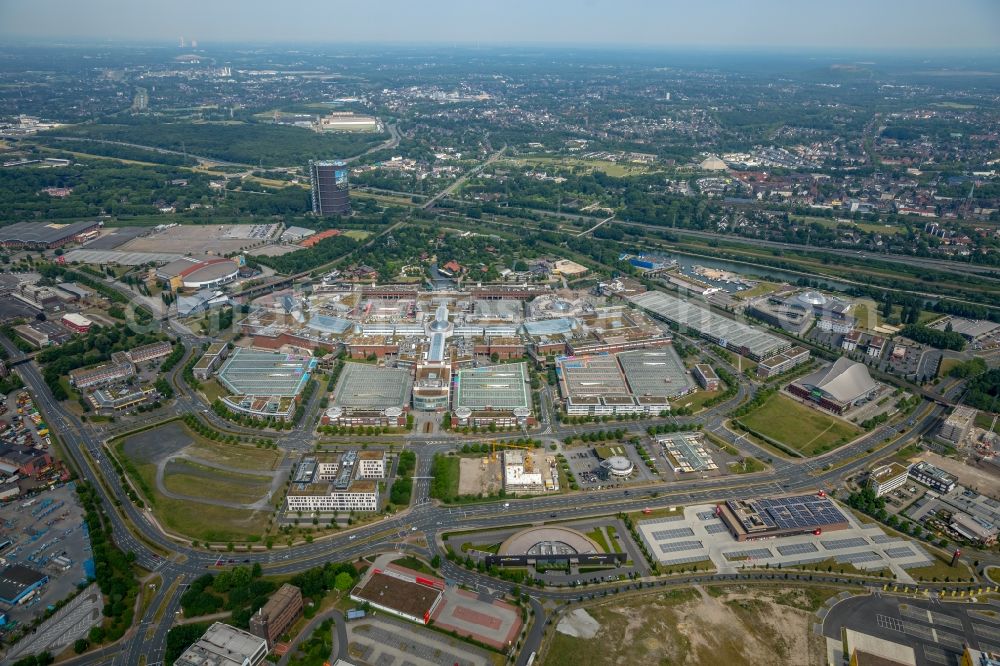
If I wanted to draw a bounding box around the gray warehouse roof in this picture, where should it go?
[0,220,99,245]
[455,363,531,411]
[628,290,787,359]
[333,363,412,410]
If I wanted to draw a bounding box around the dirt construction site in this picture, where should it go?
[546,584,832,666]
[458,455,502,497]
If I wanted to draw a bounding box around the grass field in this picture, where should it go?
[731,281,779,301]
[115,421,277,542]
[127,457,270,542]
[429,454,460,502]
[343,230,372,240]
[516,156,654,178]
[199,378,230,404]
[672,388,724,412]
[738,393,861,456]
[162,460,271,504]
[585,528,611,553]
[905,549,974,582]
[728,457,766,474]
[974,412,1000,435]
[186,437,283,471]
[938,358,962,378]
[391,556,437,576]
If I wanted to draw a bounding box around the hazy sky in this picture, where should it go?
[2,0,999,51]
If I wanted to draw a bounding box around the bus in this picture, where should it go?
[525,652,536,666]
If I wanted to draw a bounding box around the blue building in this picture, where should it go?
[0,564,49,605]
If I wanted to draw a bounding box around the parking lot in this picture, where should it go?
[882,484,924,516]
[636,503,934,579]
[0,482,93,629]
[347,614,492,666]
[564,442,658,489]
[824,594,1000,666]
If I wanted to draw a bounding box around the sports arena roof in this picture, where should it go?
[794,357,877,405]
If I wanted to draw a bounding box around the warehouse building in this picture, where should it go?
[717,494,850,542]
[60,312,93,334]
[174,622,268,666]
[0,220,101,249]
[0,564,49,605]
[950,513,998,547]
[12,324,49,348]
[629,290,790,361]
[350,566,444,625]
[787,357,878,415]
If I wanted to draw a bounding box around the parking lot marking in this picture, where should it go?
[876,614,903,632]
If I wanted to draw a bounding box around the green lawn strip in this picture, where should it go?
[391,556,436,576]
[605,526,623,553]
[429,454,461,501]
[728,457,766,474]
[585,528,611,553]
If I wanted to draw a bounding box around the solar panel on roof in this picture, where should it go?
[658,540,703,553]
[884,547,915,559]
[704,523,729,534]
[777,543,819,556]
[650,527,695,540]
[839,551,882,564]
[821,537,868,550]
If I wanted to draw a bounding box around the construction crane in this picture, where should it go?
[489,441,534,462]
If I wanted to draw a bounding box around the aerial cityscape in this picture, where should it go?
[0,1,998,665]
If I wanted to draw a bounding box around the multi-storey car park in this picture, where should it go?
[556,347,693,416]
[215,348,316,397]
[452,362,532,426]
[324,363,411,427]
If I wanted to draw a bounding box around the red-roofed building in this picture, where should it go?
[299,229,342,248]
